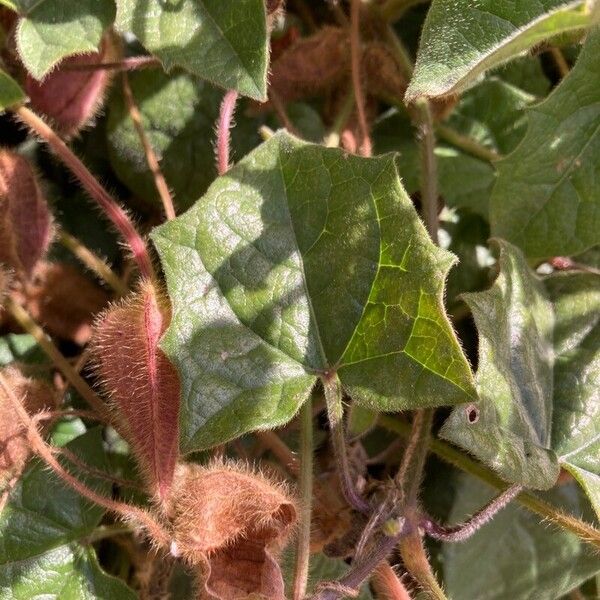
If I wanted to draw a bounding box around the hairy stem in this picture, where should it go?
[399,524,448,600]
[15,107,154,280]
[371,562,413,600]
[379,415,600,549]
[350,0,372,156]
[415,99,438,244]
[58,230,127,296]
[4,296,109,419]
[323,373,370,513]
[216,89,239,175]
[64,56,160,72]
[122,73,176,221]
[421,484,523,542]
[293,398,314,600]
[82,523,135,545]
[256,430,300,476]
[0,372,170,547]
[549,47,570,78]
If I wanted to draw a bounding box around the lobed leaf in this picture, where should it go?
[116,0,269,100]
[14,0,116,81]
[490,28,600,259]
[406,0,595,101]
[153,131,475,452]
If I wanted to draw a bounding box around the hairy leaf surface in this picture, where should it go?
[442,474,600,600]
[116,0,268,100]
[153,132,475,451]
[442,242,600,513]
[406,0,595,101]
[13,0,115,81]
[491,29,600,259]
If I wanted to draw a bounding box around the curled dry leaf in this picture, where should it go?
[0,365,55,496]
[90,281,179,501]
[25,35,118,139]
[269,27,349,102]
[10,261,109,345]
[168,462,297,600]
[0,150,53,278]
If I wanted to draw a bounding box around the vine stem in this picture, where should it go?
[421,484,523,542]
[379,415,600,550]
[322,373,370,514]
[3,296,109,420]
[415,98,438,244]
[399,520,448,600]
[549,47,570,78]
[82,523,135,545]
[435,124,502,163]
[371,562,413,599]
[14,106,154,281]
[58,230,128,296]
[0,372,170,547]
[122,73,176,221]
[216,89,239,175]
[292,398,314,600]
[350,0,372,157]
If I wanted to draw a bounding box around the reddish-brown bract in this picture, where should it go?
[0,366,55,492]
[0,150,53,278]
[25,37,117,138]
[91,282,180,501]
[168,462,297,600]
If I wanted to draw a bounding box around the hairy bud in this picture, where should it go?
[0,150,53,278]
[11,261,109,345]
[0,366,55,497]
[269,27,349,102]
[90,281,180,501]
[168,462,297,600]
[25,36,117,138]
[363,42,407,102]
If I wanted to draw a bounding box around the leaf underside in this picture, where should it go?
[153,132,475,452]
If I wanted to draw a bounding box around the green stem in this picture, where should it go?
[380,415,600,550]
[416,99,438,244]
[323,374,370,513]
[436,124,502,163]
[292,399,314,600]
[83,523,134,545]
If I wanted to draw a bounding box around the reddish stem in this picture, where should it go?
[350,0,372,157]
[216,90,239,175]
[15,106,154,281]
[371,563,413,600]
[64,56,160,72]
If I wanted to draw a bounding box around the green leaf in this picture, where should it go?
[490,29,600,259]
[547,271,600,519]
[0,69,25,112]
[441,240,561,490]
[116,0,268,100]
[3,545,135,600]
[152,131,475,451]
[0,429,135,598]
[442,242,600,514]
[406,0,595,101]
[14,0,116,81]
[442,473,600,600]
[106,69,261,213]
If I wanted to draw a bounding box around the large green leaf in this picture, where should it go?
[116,0,268,100]
[106,69,261,213]
[441,240,560,490]
[0,429,135,599]
[152,132,475,451]
[547,272,600,519]
[442,242,600,514]
[0,69,25,112]
[490,29,600,259]
[406,0,595,101]
[14,0,115,81]
[442,473,600,600]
